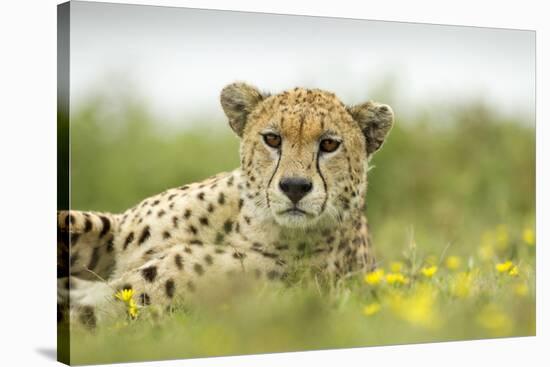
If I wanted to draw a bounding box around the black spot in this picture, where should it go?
[169,202,175,210]
[152,200,160,206]
[261,251,278,259]
[146,209,152,216]
[139,293,151,306]
[197,192,205,200]
[244,216,251,225]
[168,193,177,201]
[233,251,246,260]
[227,176,234,186]
[190,239,203,246]
[267,270,280,280]
[165,279,175,298]
[214,232,224,244]
[123,232,135,250]
[252,242,263,249]
[180,185,190,191]
[105,238,114,253]
[188,225,198,235]
[183,209,192,219]
[204,254,214,265]
[238,198,244,210]
[172,216,179,228]
[193,263,204,275]
[158,210,166,218]
[175,254,183,270]
[87,246,100,270]
[214,248,226,254]
[70,252,79,266]
[199,216,209,226]
[186,281,196,292]
[99,216,110,237]
[138,226,151,245]
[207,203,214,213]
[141,266,157,282]
[70,233,80,245]
[184,247,193,254]
[79,306,96,329]
[84,217,92,232]
[223,220,233,234]
[162,231,171,239]
[218,192,225,205]
[275,244,289,250]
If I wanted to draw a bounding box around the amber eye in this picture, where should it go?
[263,133,282,149]
[320,138,341,153]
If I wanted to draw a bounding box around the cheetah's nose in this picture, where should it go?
[279,177,313,204]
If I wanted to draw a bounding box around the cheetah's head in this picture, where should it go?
[221,82,394,229]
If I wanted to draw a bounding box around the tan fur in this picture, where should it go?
[57,83,394,326]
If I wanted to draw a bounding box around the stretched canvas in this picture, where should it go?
[57,1,536,365]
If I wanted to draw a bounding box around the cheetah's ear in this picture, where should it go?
[347,101,394,156]
[220,82,266,137]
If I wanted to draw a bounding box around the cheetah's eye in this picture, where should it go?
[263,133,282,149]
[319,138,341,153]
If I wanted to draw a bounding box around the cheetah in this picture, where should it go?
[57,82,394,326]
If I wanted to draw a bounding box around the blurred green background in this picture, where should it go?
[66,92,535,260]
[61,90,535,364]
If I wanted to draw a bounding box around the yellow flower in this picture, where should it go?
[522,228,535,246]
[495,225,509,250]
[495,261,513,273]
[513,283,529,297]
[389,285,440,329]
[450,272,474,298]
[477,304,513,336]
[362,302,381,316]
[386,272,409,285]
[420,265,438,278]
[445,256,462,270]
[115,288,135,303]
[479,231,495,262]
[508,265,519,277]
[364,269,385,286]
[390,261,404,273]
[127,299,139,319]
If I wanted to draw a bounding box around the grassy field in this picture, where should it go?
[60,96,535,364]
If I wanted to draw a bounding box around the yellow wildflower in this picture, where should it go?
[389,285,440,329]
[386,272,409,285]
[522,228,535,246]
[420,265,438,278]
[127,299,139,319]
[362,302,381,316]
[364,269,385,286]
[445,256,462,270]
[495,225,509,250]
[390,261,404,273]
[495,261,513,273]
[508,265,519,277]
[450,272,474,298]
[479,231,495,262]
[477,304,513,336]
[115,288,135,303]
[513,283,529,297]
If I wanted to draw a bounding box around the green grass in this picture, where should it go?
[61,96,536,364]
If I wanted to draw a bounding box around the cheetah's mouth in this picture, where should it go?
[279,207,312,217]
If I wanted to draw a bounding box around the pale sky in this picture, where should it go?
[70,1,536,126]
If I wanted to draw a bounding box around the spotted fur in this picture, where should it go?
[57,82,394,325]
